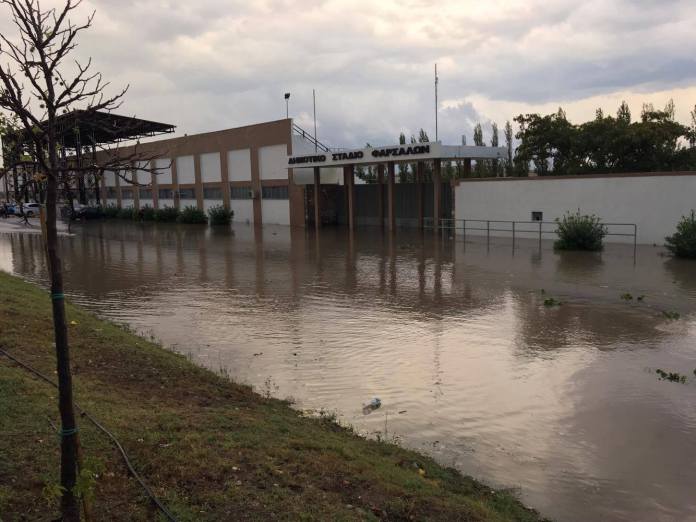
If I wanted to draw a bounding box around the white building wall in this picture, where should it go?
[454,175,696,245]
[180,198,197,210]
[259,144,287,180]
[231,200,254,224]
[200,152,221,182]
[202,199,224,213]
[159,199,175,209]
[261,200,290,225]
[140,199,154,209]
[155,158,172,184]
[103,171,116,186]
[176,156,195,184]
[228,149,251,182]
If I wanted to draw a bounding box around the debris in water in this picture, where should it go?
[620,293,633,301]
[656,369,687,383]
[661,310,680,320]
[362,397,381,415]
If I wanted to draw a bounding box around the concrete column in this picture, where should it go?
[464,158,472,177]
[387,162,396,232]
[313,166,321,232]
[377,164,385,228]
[115,168,122,208]
[433,159,442,232]
[151,160,159,210]
[132,163,140,210]
[171,157,180,210]
[416,161,424,230]
[220,151,231,211]
[194,154,204,211]
[250,147,262,224]
[344,164,355,231]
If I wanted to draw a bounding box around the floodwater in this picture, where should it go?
[2,222,696,522]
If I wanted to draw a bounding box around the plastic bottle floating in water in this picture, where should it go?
[362,397,382,415]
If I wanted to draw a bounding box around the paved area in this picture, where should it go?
[0,216,71,235]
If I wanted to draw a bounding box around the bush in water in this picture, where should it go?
[117,207,137,220]
[207,205,233,226]
[177,205,207,224]
[139,205,156,221]
[554,211,607,251]
[154,206,180,223]
[102,204,120,218]
[665,210,696,259]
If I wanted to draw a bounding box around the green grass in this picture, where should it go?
[0,272,547,521]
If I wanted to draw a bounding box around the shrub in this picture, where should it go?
[117,207,136,220]
[154,206,180,223]
[207,205,233,226]
[177,205,207,224]
[102,205,120,218]
[139,205,156,221]
[665,210,696,259]
[554,211,607,251]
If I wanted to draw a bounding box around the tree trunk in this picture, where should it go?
[45,173,80,521]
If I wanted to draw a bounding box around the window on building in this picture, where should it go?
[158,188,173,199]
[230,185,252,200]
[106,187,117,199]
[121,188,134,200]
[203,186,223,200]
[139,188,153,199]
[179,188,196,199]
[261,185,289,200]
[531,211,543,222]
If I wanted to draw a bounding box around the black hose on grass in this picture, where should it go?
[0,347,178,522]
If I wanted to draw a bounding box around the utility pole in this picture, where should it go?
[313,89,317,152]
[284,92,290,119]
[435,63,439,142]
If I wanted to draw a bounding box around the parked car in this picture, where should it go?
[2,203,17,216]
[71,205,102,220]
[21,202,41,217]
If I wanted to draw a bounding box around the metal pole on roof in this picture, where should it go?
[313,89,317,152]
[435,63,439,142]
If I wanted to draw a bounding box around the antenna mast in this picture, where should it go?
[435,63,439,142]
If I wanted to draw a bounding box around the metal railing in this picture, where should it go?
[292,123,333,153]
[425,218,638,256]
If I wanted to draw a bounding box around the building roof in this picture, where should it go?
[8,110,175,150]
[56,110,176,148]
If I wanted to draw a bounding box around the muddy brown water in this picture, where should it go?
[2,221,696,522]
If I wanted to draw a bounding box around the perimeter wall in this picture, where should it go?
[454,172,696,245]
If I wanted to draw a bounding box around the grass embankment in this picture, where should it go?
[0,272,546,521]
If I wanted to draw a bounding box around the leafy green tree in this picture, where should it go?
[490,122,500,176]
[397,132,411,182]
[504,120,514,176]
[355,143,377,183]
[617,101,631,123]
[472,123,486,176]
[515,101,693,176]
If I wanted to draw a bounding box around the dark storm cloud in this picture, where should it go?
[3,0,693,147]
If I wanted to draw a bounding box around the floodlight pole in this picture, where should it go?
[313,89,317,152]
[435,63,439,142]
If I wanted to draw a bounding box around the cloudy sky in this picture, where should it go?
[5,0,696,147]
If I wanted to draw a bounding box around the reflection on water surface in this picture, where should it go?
[2,222,696,522]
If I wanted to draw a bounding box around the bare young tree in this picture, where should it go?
[0,1,165,519]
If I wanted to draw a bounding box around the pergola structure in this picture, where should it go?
[288,141,508,232]
[1,110,175,205]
